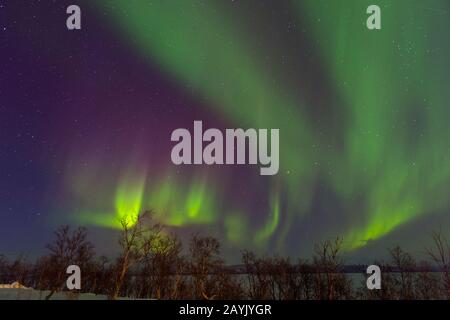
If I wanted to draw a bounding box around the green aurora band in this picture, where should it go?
[300,0,450,248]
[71,0,450,253]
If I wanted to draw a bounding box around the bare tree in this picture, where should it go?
[111,210,162,299]
[426,230,450,299]
[388,246,417,299]
[312,237,352,300]
[43,225,94,299]
[242,252,304,300]
[188,234,224,300]
[0,255,7,283]
[242,251,272,299]
[269,256,300,300]
[297,259,315,300]
[137,233,185,299]
[0,254,33,286]
[414,261,440,299]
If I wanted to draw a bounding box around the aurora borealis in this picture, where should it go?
[1,0,449,261]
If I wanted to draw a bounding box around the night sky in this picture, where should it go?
[1,0,449,262]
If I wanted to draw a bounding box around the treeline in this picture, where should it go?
[0,211,449,300]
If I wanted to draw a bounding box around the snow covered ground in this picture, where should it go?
[0,282,109,300]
